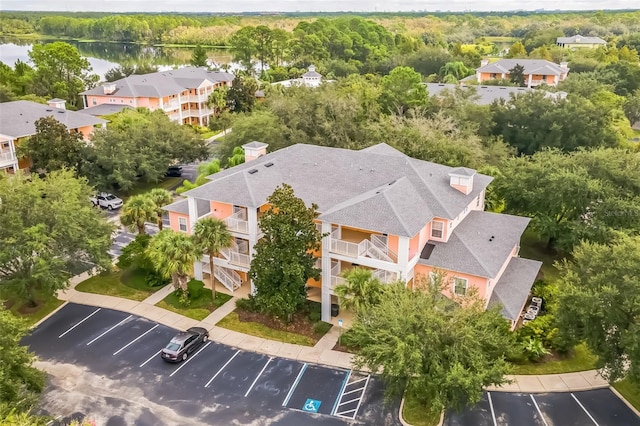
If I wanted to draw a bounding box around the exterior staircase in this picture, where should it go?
[213,265,242,292]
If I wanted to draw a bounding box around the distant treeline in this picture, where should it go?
[1,10,639,46]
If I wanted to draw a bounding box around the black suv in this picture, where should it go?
[161,327,209,362]
[165,165,183,177]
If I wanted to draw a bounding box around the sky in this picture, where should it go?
[0,0,636,13]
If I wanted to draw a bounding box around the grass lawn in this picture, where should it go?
[156,280,232,321]
[75,268,157,301]
[200,130,220,139]
[3,289,65,328]
[217,312,317,346]
[121,177,182,201]
[510,343,598,375]
[613,378,640,412]
[402,390,443,426]
[519,229,563,281]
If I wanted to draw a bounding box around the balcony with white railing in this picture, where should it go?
[372,269,398,283]
[0,150,16,165]
[220,246,251,267]
[162,100,180,111]
[224,210,249,234]
[329,229,396,264]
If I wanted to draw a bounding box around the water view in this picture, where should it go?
[0,37,234,79]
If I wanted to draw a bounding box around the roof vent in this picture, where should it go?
[248,169,258,174]
[57,111,65,113]
[388,180,396,185]
[264,162,274,167]
[480,86,488,88]
[500,87,507,89]
[46,109,53,112]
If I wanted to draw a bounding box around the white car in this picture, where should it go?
[90,192,123,210]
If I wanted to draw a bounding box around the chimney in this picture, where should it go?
[242,141,269,163]
[480,59,489,67]
[47,98,66,110]
[448,167,476,195]
[103,83,117,95]
[560,61,568,69]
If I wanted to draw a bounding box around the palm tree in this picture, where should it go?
[334,267,385,313]
[146,230,198,293]
[147,188,173,231]
[193,217,233,301]
[120,194,158,235]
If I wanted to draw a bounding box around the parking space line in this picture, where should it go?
[113,325,159,355]
[530,394,549,426]
[58,308,101,338]
[169,341,211,377]
[244,357,272,397]
[86,315,132,346]
[140,350,162,368]
[487,392,497,426]
[282,363,308,407]
[205,350,241,388]
[331,370,351,415]
[571,393,600,426]
[351,374,370,419]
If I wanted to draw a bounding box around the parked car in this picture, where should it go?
[90,192,123,210]
[165,165,183,177]
[161,327,209,362]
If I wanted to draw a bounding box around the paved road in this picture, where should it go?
[444,389,640,426]
[24,303,401,426]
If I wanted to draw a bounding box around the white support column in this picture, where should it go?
[397,236,410,284]
[194,262,203,281]
[321,222,332,322]
[527,74,533,88]
[188,196,203,280]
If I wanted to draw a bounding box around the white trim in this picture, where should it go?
[178,217,187,232]
[453,277,468,296]
[431,220,444,239]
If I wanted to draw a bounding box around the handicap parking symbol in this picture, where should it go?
[302,398,321,413]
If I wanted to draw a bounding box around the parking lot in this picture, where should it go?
[24,303,400,425]
[444,389,640,426]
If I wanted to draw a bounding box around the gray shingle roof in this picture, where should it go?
[557,35,606,45]
[0,100,107,139]
[81,67,234,98]
[450,167,476,177]
[162,198,210,217]
[477,59,567,76]
[489,257,542,321]
[418,211,531,278]
[242,141,269,149]
[184,144,492,236]
[78,103,133,117]
[425,83,568,105]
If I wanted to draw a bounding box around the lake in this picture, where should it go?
[0,37,235,79]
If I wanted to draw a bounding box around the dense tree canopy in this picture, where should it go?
[0,170,113,306]
[0,307,46,419]
[347,279,513,414]
[556,236,640,382]
[83,108,209,191]
[494,148,640,251]
[248,184,323,322]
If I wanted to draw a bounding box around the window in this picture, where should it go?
[450,176,469,186]
[454,277,468,296]
[179,217,187,232]
[431,221,444,239]
[92,99,97,106]
[428,271,439,286]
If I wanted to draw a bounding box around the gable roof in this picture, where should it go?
[0,100,107,139]
[557,35,606,45]
[183,143,493,237]
[477,59,567,76]
[81,67,234,98]
[418,211,531,278]
[489,257,542,320]
[425,83,568,105]
[78,103,133,117]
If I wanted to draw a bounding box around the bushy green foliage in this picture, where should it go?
[312,321,332,336]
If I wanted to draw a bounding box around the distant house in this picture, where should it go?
[272,65,324,88]
[475,59,570,88]
[80,67,234,127]
[556,35,607,49]
[0,99,107,174]
[425,83,567,105]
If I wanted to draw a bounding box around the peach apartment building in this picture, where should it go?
[475,59,570,87]
[164,142,541,328]
[80,67,234,127]
[0,99,107,174]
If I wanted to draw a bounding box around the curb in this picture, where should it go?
[30,301,69,330]
[610,385,640,418]
[398,394,445,426]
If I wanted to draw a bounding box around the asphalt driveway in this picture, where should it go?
[23,303,401,426]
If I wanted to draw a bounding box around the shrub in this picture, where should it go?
[145,271,167,288]
[522,337,551,362]
[517,313,569,353]
[235,297,257,312]
[308,310,321,323]
[530,279,559,313]
[117,234,152,271]
[313,321,332,336]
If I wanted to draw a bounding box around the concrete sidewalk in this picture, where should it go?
[53,270,610,393]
